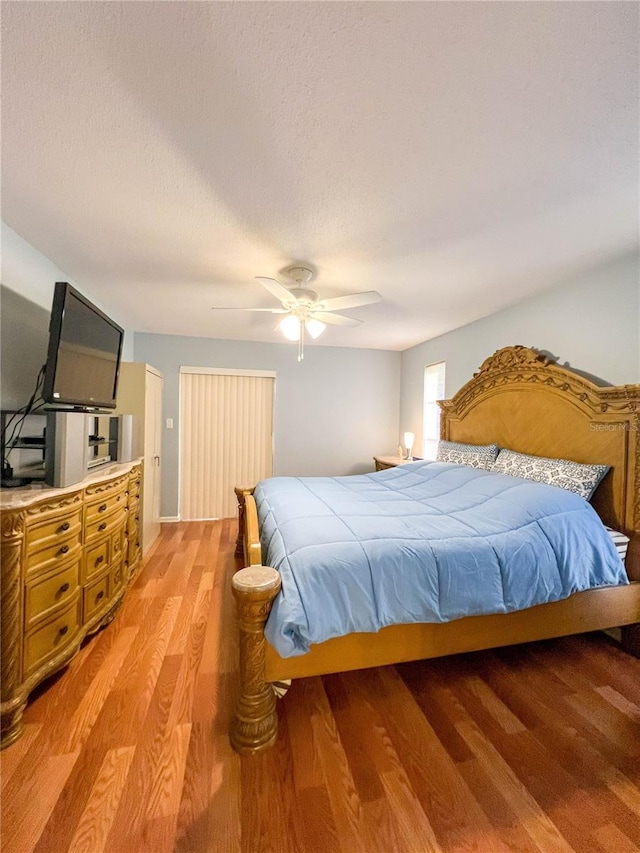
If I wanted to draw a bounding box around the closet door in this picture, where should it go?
[114,362,163,554]
[179,368,275,520]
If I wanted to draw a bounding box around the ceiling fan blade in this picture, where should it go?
[317,291,382,312]
[255,276,296,306]
[312,311,362,327]
[212,307,287,313]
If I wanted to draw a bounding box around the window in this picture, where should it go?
[423,361,446,460]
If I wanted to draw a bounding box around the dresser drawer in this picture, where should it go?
[26,540,83,580]
[24,596,81,675]
[25,559,80,627]
[84,573,111,623]
[85,506,125,544]
[111,525,126,562]
[127,499,140,533]
[85,538,110,581]
[26,508,83,557]
[128,476,141,499]
[126,537,141,574]
[111,560,126,593]
[85,482,128,526]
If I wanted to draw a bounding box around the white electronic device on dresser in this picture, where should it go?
[113,363,163,556]
[44,412,136,489]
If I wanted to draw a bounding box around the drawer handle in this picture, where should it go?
[117,495,121,502]
[59,545,69,555]
[98,504,108,513]
[59,521,70,533]
[58,582,70,595]
[98,522,107,532]
[96,590,105,601]
[95,555,104,566]
[59,625,68,636]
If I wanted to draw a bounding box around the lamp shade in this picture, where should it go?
[403,432,415,459]
[306,318,326,339]
[280,314,301,341]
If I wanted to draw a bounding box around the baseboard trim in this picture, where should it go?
[160,515,181,523]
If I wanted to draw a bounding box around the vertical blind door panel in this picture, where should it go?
[180,372,274,519]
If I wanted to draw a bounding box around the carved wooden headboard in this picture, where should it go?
[439,346,640,536]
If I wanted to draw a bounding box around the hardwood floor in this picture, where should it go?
[2,520,640,853]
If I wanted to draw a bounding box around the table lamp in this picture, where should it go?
[404,432,415,461]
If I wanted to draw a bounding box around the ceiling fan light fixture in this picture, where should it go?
[221,266,383,361]
[279,314,301,341]
[305,318,326,339]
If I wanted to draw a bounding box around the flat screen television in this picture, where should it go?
[43,282,124,411]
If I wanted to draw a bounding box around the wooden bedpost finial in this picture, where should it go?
[230,565,282,754]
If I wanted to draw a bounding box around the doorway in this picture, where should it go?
[179,368,275,519]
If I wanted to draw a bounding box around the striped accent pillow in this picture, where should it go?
[605,526,630,563]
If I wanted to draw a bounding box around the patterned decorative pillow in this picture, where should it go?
[436,440,499,471]
[491,449,609,500]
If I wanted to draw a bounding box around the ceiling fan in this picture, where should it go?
[213,267,382,361]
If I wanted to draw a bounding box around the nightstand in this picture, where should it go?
[374,456,411,471]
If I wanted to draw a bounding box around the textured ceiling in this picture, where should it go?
[2,1,638,350]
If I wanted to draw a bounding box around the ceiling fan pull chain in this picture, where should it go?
[298,322,305,362]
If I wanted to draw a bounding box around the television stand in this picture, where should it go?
[0,460,142,747]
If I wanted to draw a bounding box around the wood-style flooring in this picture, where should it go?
[2,520,640,852]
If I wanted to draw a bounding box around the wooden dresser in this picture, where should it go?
[0,460,142,747]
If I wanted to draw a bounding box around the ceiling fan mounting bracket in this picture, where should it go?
[285,266,314,285]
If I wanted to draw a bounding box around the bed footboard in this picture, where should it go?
[234,487,262,566]
[234,486,255,560]
[230,565,282,754]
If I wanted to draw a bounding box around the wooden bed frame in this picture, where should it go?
[230,345,640,754]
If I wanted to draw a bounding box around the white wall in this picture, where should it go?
[401,253,640,453]
[133,333,402,518]
[0,285,50,409]
[1,222,134,360]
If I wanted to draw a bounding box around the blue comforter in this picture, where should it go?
[255,461,628,658]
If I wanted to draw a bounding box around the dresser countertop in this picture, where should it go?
[0,459,142,510]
